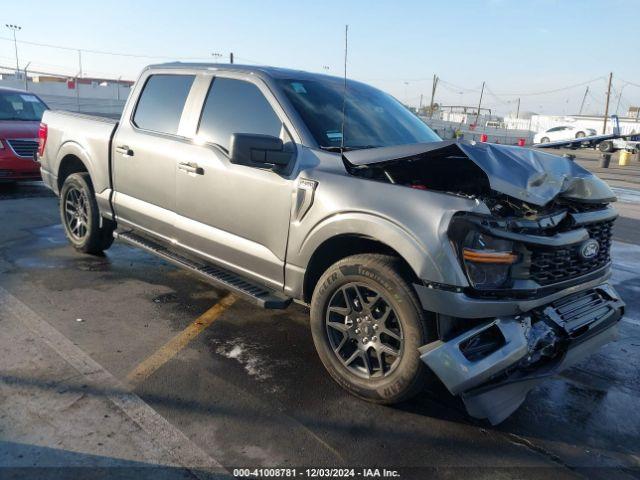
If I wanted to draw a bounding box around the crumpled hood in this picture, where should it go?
[342,140,616,206]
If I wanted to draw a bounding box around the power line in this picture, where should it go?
[0,35,211,60]
[438,78,483,93]
[491,76,607,96]
[617,78,640,89]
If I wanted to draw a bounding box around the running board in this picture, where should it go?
[114,230,292,309]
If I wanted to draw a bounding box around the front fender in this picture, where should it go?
[292,211,470,288]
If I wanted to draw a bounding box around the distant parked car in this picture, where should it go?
[0,87,48,183]
[533,125,597,144]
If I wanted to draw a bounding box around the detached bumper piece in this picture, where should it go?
[419,284,624,424]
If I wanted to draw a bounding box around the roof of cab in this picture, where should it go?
[146,62,347,83]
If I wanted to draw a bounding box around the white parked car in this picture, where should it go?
[533,125,597,144]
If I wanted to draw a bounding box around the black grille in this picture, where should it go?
[7,139,38,158]
[529,220,613,286]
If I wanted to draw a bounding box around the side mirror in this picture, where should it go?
[229,133,293,168]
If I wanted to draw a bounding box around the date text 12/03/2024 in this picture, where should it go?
[233,468,401,478]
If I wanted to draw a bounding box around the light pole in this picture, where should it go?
[5,24,21,74]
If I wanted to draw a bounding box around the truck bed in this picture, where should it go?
[39,110,118,197]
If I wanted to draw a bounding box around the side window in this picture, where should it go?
[198,78,282,151]
[133,74,195,135]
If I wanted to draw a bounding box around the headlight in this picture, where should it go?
[461,231,517,289]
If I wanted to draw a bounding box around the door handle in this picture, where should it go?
[178,161,204,175]
[116,145,134,157]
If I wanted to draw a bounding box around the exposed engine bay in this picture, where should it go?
[342,140,617,220]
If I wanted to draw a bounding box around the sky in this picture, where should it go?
[0,0,638,116]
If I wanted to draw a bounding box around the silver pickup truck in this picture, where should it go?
[38,63,625,424]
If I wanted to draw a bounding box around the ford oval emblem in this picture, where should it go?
[580,239,600,260]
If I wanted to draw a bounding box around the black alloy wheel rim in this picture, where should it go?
[325,282,404,379]
[64,186,89,240]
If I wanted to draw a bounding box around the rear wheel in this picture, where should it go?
[575,131,586,138]
[598,141,614,153]
[310,254,434,404]
[60,172,114,254]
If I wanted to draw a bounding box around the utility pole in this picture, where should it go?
[78,50,83,78]
[229,52,234,64]
[419,93,423,111]
[429,74,438,117]
[578,86,589,115]
[602,72,613,134]
[474,81,485,127]
[24,61,30,91]
[515,97,521,119]
[5,24,21,73]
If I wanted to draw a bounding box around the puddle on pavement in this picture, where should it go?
[6,224,166,273]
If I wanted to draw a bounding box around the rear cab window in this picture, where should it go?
[133,74,195,135]
[197,77,282,151]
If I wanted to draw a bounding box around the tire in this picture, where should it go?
[310,254,434,404]
[598,141,614,153]
[575,131,586,138]
[540,137,550,143]
[60,172,115,254]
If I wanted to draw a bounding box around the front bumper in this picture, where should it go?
[419,283,624,424]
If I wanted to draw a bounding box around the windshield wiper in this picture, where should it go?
[319,145,381,153]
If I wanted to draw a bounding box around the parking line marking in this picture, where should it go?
[126,293,237,386]
[0,286,228,478]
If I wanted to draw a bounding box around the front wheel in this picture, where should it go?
[60,172,115,254]
[540,137,550,143]
[310,254,434,404]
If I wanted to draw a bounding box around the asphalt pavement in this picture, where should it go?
[1,179,639,480]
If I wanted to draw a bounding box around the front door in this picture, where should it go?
[174,76,295,289]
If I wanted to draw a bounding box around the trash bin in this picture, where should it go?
[600,154,612,168]
[619,149,632,166]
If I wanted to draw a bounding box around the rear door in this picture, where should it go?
[174,74,296,289]
[112,72,196,240]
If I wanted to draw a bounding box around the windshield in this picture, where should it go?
[276,77,440,150]
[0,91,48,121]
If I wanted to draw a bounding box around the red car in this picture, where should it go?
[0,87,48,182]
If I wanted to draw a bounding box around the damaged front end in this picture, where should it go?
[343,140,625,424]
[420,284,624,424]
